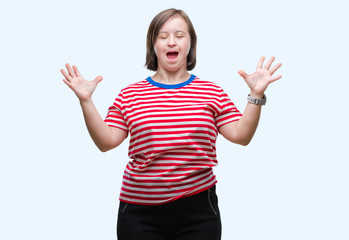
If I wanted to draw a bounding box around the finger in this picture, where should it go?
[264,56,275,70]
[237,70,248,80]
[72,65,82,77]
[270,74,282,83]
[62,78,73,89]
[269,62,282,75]
[92,75,103,84]
[65,63,76,78]
[60,68,72,82]
[256,56,265,70]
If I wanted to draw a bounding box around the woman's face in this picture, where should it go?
[154,15,191,73]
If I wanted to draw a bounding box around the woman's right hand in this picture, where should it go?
[60,63,103,102]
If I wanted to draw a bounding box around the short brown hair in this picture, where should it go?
[145,8,197,71]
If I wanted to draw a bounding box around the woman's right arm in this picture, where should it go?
[60,63,127,152]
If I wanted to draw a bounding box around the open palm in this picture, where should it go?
[238,56,282,96]
[60,63,103,102]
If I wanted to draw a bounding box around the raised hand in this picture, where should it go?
[238,56,282,97]
[60,63,103,102]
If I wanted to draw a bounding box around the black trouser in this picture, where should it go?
[117,185,221,240]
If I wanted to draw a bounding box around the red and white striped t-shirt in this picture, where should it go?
[104,74,242,205]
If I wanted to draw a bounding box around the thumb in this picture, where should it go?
[92,75,103,84]
[237,70,248,80]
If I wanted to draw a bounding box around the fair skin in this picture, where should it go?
[220,56,282,146]
[60,65,127,152]
[60,14,282,151]
[150,15,283,146]
[152,15,191,84]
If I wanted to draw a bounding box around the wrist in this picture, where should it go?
[79,97,93,106]
[249,92,264,99]
[247,93,266,105]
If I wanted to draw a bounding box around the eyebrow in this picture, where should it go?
[158,30,186,34]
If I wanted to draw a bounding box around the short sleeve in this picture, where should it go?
[104,91,129,133]
[215,89,242,128]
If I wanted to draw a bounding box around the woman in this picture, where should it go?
[61,8,282,240]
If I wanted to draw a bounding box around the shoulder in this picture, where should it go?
[119,79,149,92]
[114,79,155,98]
[191,76,224,92]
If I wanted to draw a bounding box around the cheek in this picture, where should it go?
[186,41,191,55]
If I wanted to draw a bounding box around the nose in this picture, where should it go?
[168,35,176,47]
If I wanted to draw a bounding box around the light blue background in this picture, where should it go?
[1,0,348,239]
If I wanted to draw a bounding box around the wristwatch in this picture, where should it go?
[247,94,267,105]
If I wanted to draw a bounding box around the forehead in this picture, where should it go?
[159,15,189,33]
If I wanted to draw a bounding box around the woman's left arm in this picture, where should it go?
[219,56,282,146]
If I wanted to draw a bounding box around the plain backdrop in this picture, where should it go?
[1,0,348,239]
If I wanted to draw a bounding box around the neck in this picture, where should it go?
[152,67,191,84]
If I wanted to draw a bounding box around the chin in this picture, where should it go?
[163,63,187,72]
[165,66,181,72]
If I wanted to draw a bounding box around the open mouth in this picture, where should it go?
[166,52,179,60]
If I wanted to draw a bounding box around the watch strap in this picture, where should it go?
[247,94,267,105]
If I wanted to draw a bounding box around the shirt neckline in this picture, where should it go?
[146,74,196,89]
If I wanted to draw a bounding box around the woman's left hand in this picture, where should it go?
[238,56,282,97]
